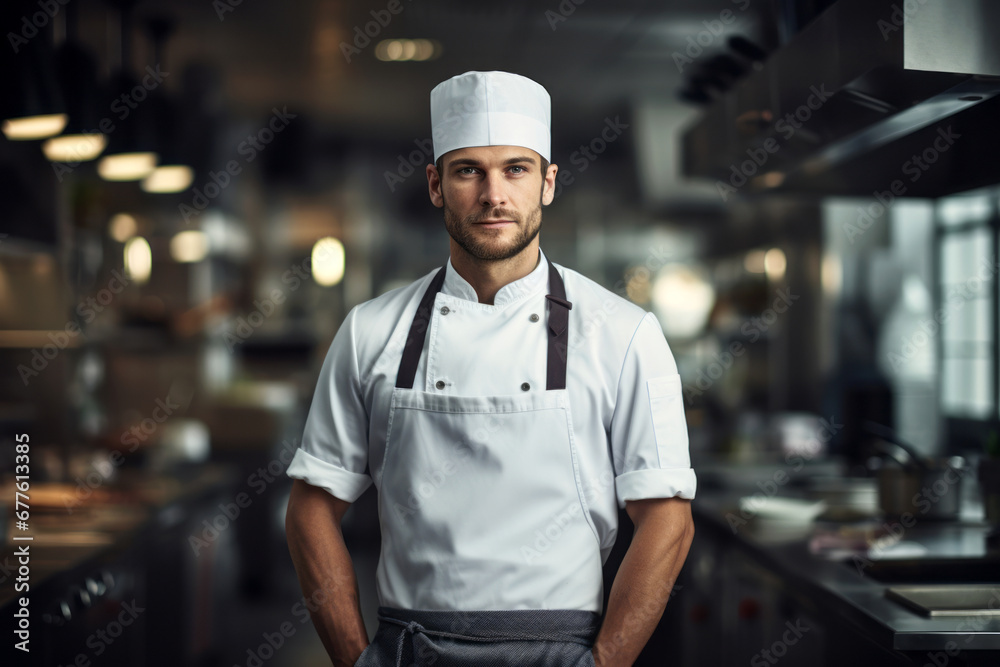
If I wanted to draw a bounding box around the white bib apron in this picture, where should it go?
[374,262,605,612]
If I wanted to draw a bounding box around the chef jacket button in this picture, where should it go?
[529,313,539,322]
[436,380,446,390]
[440,306,450,315]
[521,382,530,391]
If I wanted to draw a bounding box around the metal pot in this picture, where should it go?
[864,421,966,521]
[877,457,967,521]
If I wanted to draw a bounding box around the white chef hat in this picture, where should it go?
[430,71,551,163]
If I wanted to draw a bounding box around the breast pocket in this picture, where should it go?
[647,374,688,466]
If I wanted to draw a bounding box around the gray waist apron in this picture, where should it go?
[354,606,599,666]
[357,262,599,666]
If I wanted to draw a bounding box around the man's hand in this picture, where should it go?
[591,497,694,667]
[285,479,370,667]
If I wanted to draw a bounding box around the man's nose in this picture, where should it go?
[479,172,508,208]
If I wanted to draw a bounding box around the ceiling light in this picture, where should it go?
[142,165,194,193]
[98,152,159,181]
[42,133,107,162]
[2,114,68,140]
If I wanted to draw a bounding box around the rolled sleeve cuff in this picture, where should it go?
[615,468,697,508]
[285,448,372,503]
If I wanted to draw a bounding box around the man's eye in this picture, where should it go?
[458,167,477,175]
[509,166,526,174]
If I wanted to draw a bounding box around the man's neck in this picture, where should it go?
[449,241,541,305]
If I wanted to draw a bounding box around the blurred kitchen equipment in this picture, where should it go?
[152,419,210,470]
[771,412,829,460]
[864,422,966,521]
[980,458,1000,526]
[808,476,880,521]
[886,585,1000,617]
[739,496,828,523]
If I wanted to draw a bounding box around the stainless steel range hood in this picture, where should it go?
[682,0,1000,198]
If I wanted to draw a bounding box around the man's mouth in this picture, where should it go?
[475,219,515,228]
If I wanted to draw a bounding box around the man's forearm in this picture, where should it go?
[285,481,369,667]
[592,498,695,667]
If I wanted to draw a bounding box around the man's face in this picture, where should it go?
[427,145,557,262]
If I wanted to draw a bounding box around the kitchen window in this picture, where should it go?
[937,189,1000,440]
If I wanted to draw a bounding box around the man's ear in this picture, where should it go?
[427,163,444,208]
[541,162,558,206]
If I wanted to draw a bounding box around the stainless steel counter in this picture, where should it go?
[693,488,1000,655]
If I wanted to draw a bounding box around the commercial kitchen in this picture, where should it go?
[2,0,999,665]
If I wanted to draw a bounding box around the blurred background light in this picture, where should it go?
[42,132,107,162]
[764,247,787,281]
[170,230,209,263]
[2,114,68,140]
[375,38,441,62]
[124,236,152,284]
[744,249,766,274]
[652,264,716,340]
[311,237,345,286]
[142,165,195,193]
[109,213,139,243]
[98,152,159,181]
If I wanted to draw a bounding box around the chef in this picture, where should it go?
[285,70,696,667]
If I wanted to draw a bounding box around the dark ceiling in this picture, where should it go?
[71,0,773,148]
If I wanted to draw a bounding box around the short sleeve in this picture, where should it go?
[610,311,696,507]
[286,306,373,503]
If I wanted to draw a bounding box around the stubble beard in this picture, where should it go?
[443,195,543,262]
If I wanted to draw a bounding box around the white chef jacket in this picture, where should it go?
[286,248,696,564]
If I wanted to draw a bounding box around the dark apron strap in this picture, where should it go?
[545,261,571,390]
[394,259,571,391]
[395,266,447,389]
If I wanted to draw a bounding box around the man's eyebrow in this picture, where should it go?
[446,156,538,169]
